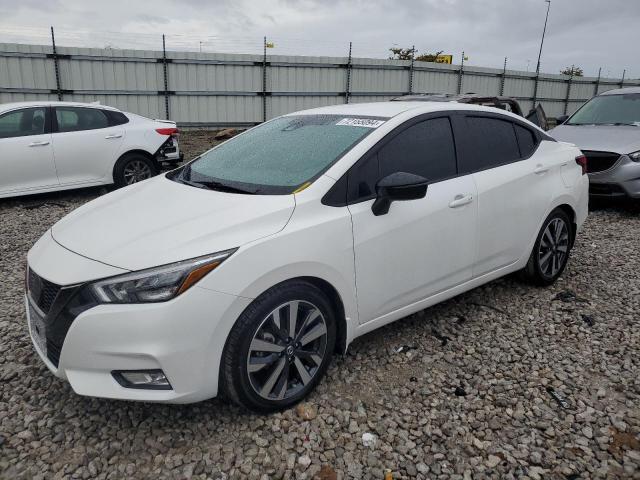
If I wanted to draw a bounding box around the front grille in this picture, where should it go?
[28,268,61,314]
[582,150,621,174]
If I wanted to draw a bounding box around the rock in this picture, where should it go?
[296,403,318,421]
[214,128,238,140]
[486,455,501,468]
[361,433,377,448]
[315,465,337,480]
[298,455,311,470]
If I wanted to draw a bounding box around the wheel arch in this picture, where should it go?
[554,203,577,248]
[295,276,348,355]
[111,149,157,182]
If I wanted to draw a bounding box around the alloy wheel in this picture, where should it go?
[537,217,569,278]
[246,300,328,401]
[123,160,152,184]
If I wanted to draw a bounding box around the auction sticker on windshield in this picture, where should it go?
[336,118,386,128]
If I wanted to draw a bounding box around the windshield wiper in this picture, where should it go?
[197,180,260,194]
[176,165,260,194]
[177,177,209,189]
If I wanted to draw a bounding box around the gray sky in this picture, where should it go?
[0,0,637,78]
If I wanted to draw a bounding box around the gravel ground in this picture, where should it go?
[1,132,639,479]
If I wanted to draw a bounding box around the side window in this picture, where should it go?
[347,117,457,203]
[379,117,457,181]
[459,116,520,174]
[105,110,129,126]
[0,108,46,139]
[55,107,109,133]
[514,123,538,158]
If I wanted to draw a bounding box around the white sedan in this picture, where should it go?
[25,101,588,412]
[0,101,181,198]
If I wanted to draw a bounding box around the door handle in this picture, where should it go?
[105,133,123,139]
[29,141,50,147]
[534,164,550,174]
[449,194,473,208]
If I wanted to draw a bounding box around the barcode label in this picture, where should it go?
[336,118,385,128]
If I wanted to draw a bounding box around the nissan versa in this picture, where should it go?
[26,102,588,412]
[550,87,640,198]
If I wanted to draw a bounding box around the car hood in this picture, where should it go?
[51,175,296,271]
[549,124,640,155]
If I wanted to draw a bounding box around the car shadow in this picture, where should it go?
[589,196,640,215]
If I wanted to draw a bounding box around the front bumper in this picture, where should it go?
[26,233,251,404]
[588,156,640,198]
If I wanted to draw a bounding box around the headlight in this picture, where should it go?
[90,249,236,303]
[629,151,640,162]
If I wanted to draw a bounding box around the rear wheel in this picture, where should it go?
[521,208,573,285]
[221,280,336,412]
[113,153,158,188]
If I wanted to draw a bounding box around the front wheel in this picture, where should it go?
[220,280,336,412]
[520,208,573,285]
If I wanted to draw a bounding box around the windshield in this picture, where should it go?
[176,114,384,194]
[567,93,640,126]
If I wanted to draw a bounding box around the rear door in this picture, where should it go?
[0,106,58,194]
[51,106,125,184]
[348,115,478,324]
[452,113,553,277]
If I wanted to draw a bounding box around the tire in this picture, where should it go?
[520,208,573,286]
[113,153,158,188]
[221,280,336,413]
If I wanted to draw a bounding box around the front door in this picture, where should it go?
[0,107,58,194]
[348,116,478,324]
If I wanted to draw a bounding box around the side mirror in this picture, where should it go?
[371,172,429,216]
[556,115,569,124]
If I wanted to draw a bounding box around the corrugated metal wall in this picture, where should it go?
[1,42,637,126]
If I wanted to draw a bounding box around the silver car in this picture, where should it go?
[550,87,640,198]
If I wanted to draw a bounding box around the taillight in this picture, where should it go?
[155,127,179,137]
[575,155,587,175]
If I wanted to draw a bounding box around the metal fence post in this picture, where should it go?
[457,51,465,94]
[50,27,63,101]
[408,45,415,95]
[345,41,352,104]
[262,36,267,122]
[563,73,573,115]
[593,67,601,97]
[499,57,507,96]
[161,34,170,120]
[619,69,626,89]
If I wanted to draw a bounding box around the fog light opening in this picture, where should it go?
[112,369,173,390]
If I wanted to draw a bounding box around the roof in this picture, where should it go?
[0,101,120,112]
[600,87,640,96]
[392,93,519,103]
[288,100,522,119]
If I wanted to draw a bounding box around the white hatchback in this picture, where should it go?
[0,101,181,198]
[25,101,588,412]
